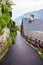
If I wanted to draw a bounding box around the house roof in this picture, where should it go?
[23,18,43,36]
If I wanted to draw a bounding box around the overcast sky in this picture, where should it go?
[12,0,43,19]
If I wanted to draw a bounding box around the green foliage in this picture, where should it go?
[1,4,10,14]
[12,38,16,44]
[35,48,43,59]
[40,53,43,59]
[0,13,10,35]
[15,26,19,31]
[6,0,14,8]
[0,14,6,34]
[0,0,17,61]
[2,14,11,25]
[7,18,17,44]
[35,48,40,51]
[0,0,17,39]
[9,20,17,44]
[0,0,2,2]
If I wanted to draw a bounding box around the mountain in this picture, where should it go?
[14,9,43,25]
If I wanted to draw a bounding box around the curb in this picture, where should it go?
[22,37,43,60]
[0,48,9,60]
[22,37,35,49]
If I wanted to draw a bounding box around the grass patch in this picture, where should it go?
[24,36,43,59]
[34,47,43,59]
[40,53,43,59]
[35,48,40,51]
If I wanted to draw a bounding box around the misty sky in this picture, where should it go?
[12,0,43,19]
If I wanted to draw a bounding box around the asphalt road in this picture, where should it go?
[0,31,43,65]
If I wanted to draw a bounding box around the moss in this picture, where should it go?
[35,48,40,51]
[40,53,43,59]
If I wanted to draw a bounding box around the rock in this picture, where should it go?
[0,27,10,52]
[28,31,43,41]
[0,27,10,43]
[28,31,43,48]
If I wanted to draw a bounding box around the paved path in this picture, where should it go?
[0,31,43,65]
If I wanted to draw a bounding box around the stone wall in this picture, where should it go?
[28,31,43,48]
[0,27,10,52]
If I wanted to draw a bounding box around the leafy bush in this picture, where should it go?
[0,0,17,61]
[0,0,2,2]
[0,0,17,40]
[0,13,10,35]
[40,53,43,59]
[1,4,10,14]
[7,19,17,44]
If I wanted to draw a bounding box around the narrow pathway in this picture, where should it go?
[0,31,43,65]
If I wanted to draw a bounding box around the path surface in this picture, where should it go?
[0,31,43,65]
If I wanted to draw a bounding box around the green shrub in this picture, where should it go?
[35,48,40,51]
[0,0,17,61]
[0,13,11,35]
[1,4,10,14]
[12,38,16,44]
[40,53,43,59]
[0,0,2,2]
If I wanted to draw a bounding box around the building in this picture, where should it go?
[21,15,43,36]
[21,15,43,49]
